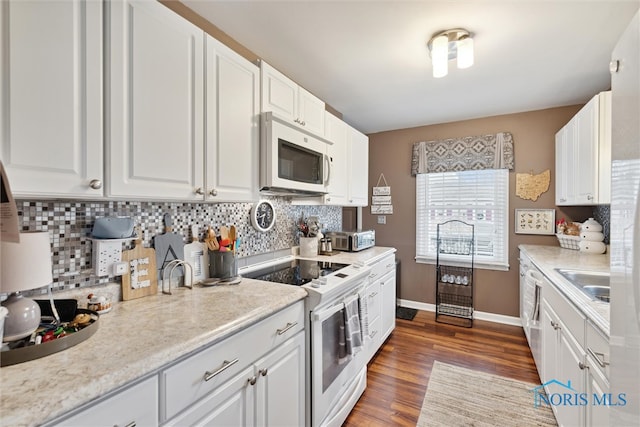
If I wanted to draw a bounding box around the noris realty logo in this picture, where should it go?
[530,379,627,408]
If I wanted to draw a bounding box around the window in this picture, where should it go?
[416,169,509,270]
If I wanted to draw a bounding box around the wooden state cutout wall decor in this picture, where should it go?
[516,169,550,201]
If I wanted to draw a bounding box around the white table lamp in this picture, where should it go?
[1,231,53,341]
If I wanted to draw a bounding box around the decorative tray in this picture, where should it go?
[1,309,99,367]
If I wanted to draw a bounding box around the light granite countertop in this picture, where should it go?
[0,246,395,427]
[519,244,610,336]
[0,279,306,427]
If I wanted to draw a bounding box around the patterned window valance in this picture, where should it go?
[411,132,514,175]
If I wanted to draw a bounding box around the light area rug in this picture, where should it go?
[417,361,557,427]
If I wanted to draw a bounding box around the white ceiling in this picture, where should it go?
[183,0,639,134]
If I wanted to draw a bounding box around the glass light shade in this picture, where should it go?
[457,36,474,69]
[431,35,449,78]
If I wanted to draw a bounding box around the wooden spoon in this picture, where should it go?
[205,226,219,251]
[229,225,236,252]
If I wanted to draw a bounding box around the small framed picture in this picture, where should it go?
[515,209,555,235]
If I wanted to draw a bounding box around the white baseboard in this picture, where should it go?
[398,299,523,327]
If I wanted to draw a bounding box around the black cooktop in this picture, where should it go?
[243,260,349,286]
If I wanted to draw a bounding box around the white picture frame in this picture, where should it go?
[515,209,555,235]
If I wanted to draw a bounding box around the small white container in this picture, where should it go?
[580,231,605,242]
[579,240,606,254]
[581,218,603,232]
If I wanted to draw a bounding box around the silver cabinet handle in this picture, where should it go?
[370,330,378,338]
[560,198,566,202]
[194,187,205,195]
[276,321,298,335]
[248,376,257,386]
[204,358,239,381]
[550,320,560,330]
[301,120,306,126]
[369,291,378,298]
[368,273,378,279]
[121,422,136,427]
[386,263,394,269]
[259,368,268,376]
[610,60,619,73]
[587,347,610,368]
[89,179,102,190]
[579,361,589,370]
[587,195,594,200]
[209,189,218,197]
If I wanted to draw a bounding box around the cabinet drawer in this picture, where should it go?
[586,321,610,379]
[543,278,585,347]
[161,301,304,421]
[54,376,158,427]
[365,281,381,321]
[367,254,395,283]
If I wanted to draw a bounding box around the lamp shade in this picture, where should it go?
[431,34,449,78]
[1,231,53,293]
[457,36,474,69]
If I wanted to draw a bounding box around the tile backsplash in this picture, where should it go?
[592,204,610,244]
[16,198,341,292]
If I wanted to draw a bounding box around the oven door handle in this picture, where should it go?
[312,300,346,322]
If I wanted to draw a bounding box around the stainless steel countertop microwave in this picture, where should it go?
[326,230,375,252]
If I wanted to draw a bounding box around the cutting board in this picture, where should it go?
[184,225,208,284]
[154,213,185,280]
[121,235,158,301]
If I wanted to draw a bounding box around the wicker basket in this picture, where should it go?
[556,233,580,250]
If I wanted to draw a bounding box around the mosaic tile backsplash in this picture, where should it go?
[16,198,341,292]
[592,204,610,244]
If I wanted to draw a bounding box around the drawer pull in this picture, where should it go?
[276,321,298,336]
[204,358,239,381]
[119,423,136,427]
[368,273,378,279]
[550,320,560,330]
[587,347,610,368]
[248,376,257,386]
[370,330,378,338]
[386,263,394,268]
[579,362,589,370]
[259,368,268,376]
[369,292,378,298]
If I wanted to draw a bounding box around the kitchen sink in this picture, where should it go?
[554,269,610,303]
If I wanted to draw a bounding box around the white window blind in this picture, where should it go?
[416,169,509,270]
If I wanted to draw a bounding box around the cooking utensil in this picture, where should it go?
[122,234,158,301]
[183,225,208,284]
[153,213,185,279]
[205,226,219,251]
[220,225,229,241]
[229,225,237,252]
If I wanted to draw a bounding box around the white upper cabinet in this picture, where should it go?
[322,112,349,205]
[205,35,259,202]
[0,0,103,198]
[260,61,325,136]
[555,91,611,206]
[348,125,369,206]
[107,0,204,200]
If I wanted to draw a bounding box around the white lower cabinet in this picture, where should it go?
[162,301,305,426]
[50,376,159,427]
[364,253,396,362]
[541,278,610,427]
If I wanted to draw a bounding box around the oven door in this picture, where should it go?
[310,295,365,427]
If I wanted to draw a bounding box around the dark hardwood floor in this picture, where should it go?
[343,310,540,426]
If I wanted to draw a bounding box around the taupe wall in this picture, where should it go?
[363,106,593,317]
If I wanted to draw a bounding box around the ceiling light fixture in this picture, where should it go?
[427,28,474,78]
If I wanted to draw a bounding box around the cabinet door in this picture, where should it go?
[557,325,586,427]
[260,61,297,122]
[555,124,575,205]
[0,0,103,198]
[574,96,599,204]
[206,36,259,201]
[165,366,255,427]
[347,126,369,206]
[57,376,158,427]
[380,270,396,342]
[323,113,349,205]
[541,301,558,385]
[254,332,305,427]
[585,355,610,427]
[108,0,204,200]
[298,87,326,137]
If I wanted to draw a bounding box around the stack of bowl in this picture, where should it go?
[579,218,606,254]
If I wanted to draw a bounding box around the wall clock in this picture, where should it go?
[250,200,276,232]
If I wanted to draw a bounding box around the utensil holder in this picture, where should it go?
[209,251,238,279]
[299,237,318,257]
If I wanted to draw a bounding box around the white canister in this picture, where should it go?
[581,218,603,232]
[579,240,607,254]
[580,231,605,242]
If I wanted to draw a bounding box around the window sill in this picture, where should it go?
[415,256,510,272]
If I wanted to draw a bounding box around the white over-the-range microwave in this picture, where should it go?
[259,111,332,196]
